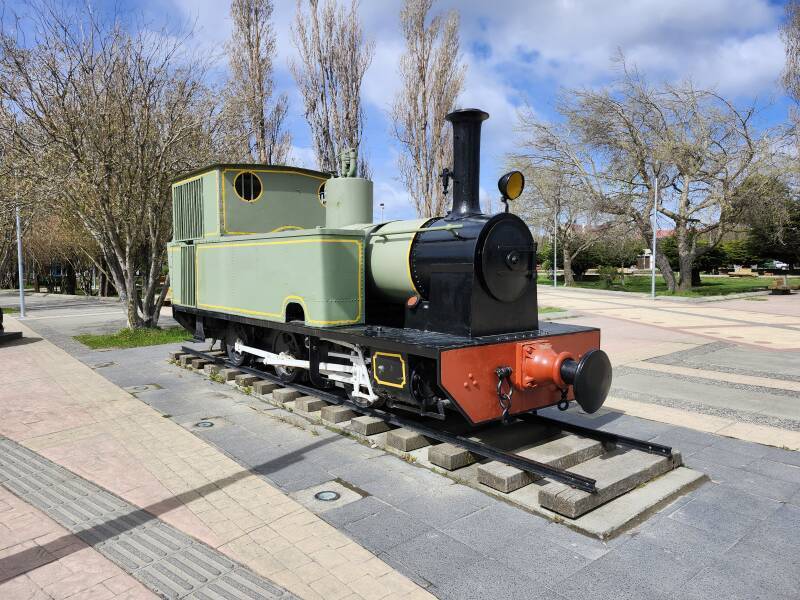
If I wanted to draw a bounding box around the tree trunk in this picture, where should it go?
[677,252,694,291]
[563,252,575,286]
[63,263,77,295]
[655,250,677,292]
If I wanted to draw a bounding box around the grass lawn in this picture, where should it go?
[537,274,800,297]
[538,306,563,313]
[1,306,19,314]
[74,326,191,350]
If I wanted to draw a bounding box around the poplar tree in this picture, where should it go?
[292,0,373,175]
[226,0,292,164]
[392,0,465,217]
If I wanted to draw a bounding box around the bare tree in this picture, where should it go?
[516,62,780,292]
[292,0,373,175]
[225,0,292,164]
[510,162,607,286]
[0,2,216,327]
[392,0,464,217]
[782,0,800,110]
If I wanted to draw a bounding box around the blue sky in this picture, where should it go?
[11,0,795,220]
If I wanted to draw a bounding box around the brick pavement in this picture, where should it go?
[0,319,433,600]
[0,484,156,600]
[537,286,800,350]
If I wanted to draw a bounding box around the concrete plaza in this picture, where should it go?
[0,288,798,599]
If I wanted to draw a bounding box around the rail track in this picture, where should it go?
[179,345,673,494]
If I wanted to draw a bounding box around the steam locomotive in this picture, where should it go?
[168,108,612,424]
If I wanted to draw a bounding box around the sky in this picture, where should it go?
[12,0,795,220]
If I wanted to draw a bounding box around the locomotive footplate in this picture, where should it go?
[173,305,610,424]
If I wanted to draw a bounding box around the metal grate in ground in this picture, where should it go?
[0,436,295,599]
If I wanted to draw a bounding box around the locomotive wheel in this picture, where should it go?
[225,327,249,367]
[273,332,303,383]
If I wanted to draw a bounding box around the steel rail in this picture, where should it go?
[180,346,667,493]
[518,414,673,458]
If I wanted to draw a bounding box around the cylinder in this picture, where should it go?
[446,108,489,220]
[367,218,432,302]
[325,177,373,228]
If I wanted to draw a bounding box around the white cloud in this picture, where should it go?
[287,144,317,169]
[167,0,788,217]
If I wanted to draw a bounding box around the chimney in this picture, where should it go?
[445,108,489,219]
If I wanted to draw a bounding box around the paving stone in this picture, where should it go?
[343,504,431,553]
[349,416,390,436]
[295,396,327,413]
[252,380,279,395]
[203,363,221,376]
[441,502,548,554]
[743,458,800,485]
[0,435,292,600]
[395,485,491,527]
[538,449,679,518]
[384,530,483,585]
[428,443,478,471]
[234,373,259,387]
[386,428,432,452]
[272,388,301,403]
[691,481,782,521]
[551,535,699,600]
[670,497,762,545]
[190,358,209,370]
[433,557,557,600]
[478,435,604,493]
[218,368,242,382]
[320,405,355,424]
[686,456,800,502]
[321,495,391,527]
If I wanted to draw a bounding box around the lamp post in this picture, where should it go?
[651,174,658,300]
[553,210,558,288]
[379,202,385,222]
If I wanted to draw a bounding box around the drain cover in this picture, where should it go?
[195,421,214,428]
[314,490,341,502]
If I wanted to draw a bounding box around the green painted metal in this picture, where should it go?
[167,244,182,304]
[172,171,219,240]
[367,218,431,302]
[171,165,329,241]
[221,167,327,235]
[167,243,196,306]
[325,177,373,228]
[193,229,365,326]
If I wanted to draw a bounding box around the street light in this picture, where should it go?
[379,202,385,222]
[553,210,558,288]
[651,174,658,300]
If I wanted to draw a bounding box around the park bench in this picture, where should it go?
[728,266,755,277]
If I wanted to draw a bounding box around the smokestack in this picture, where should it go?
[445,108,489,219]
